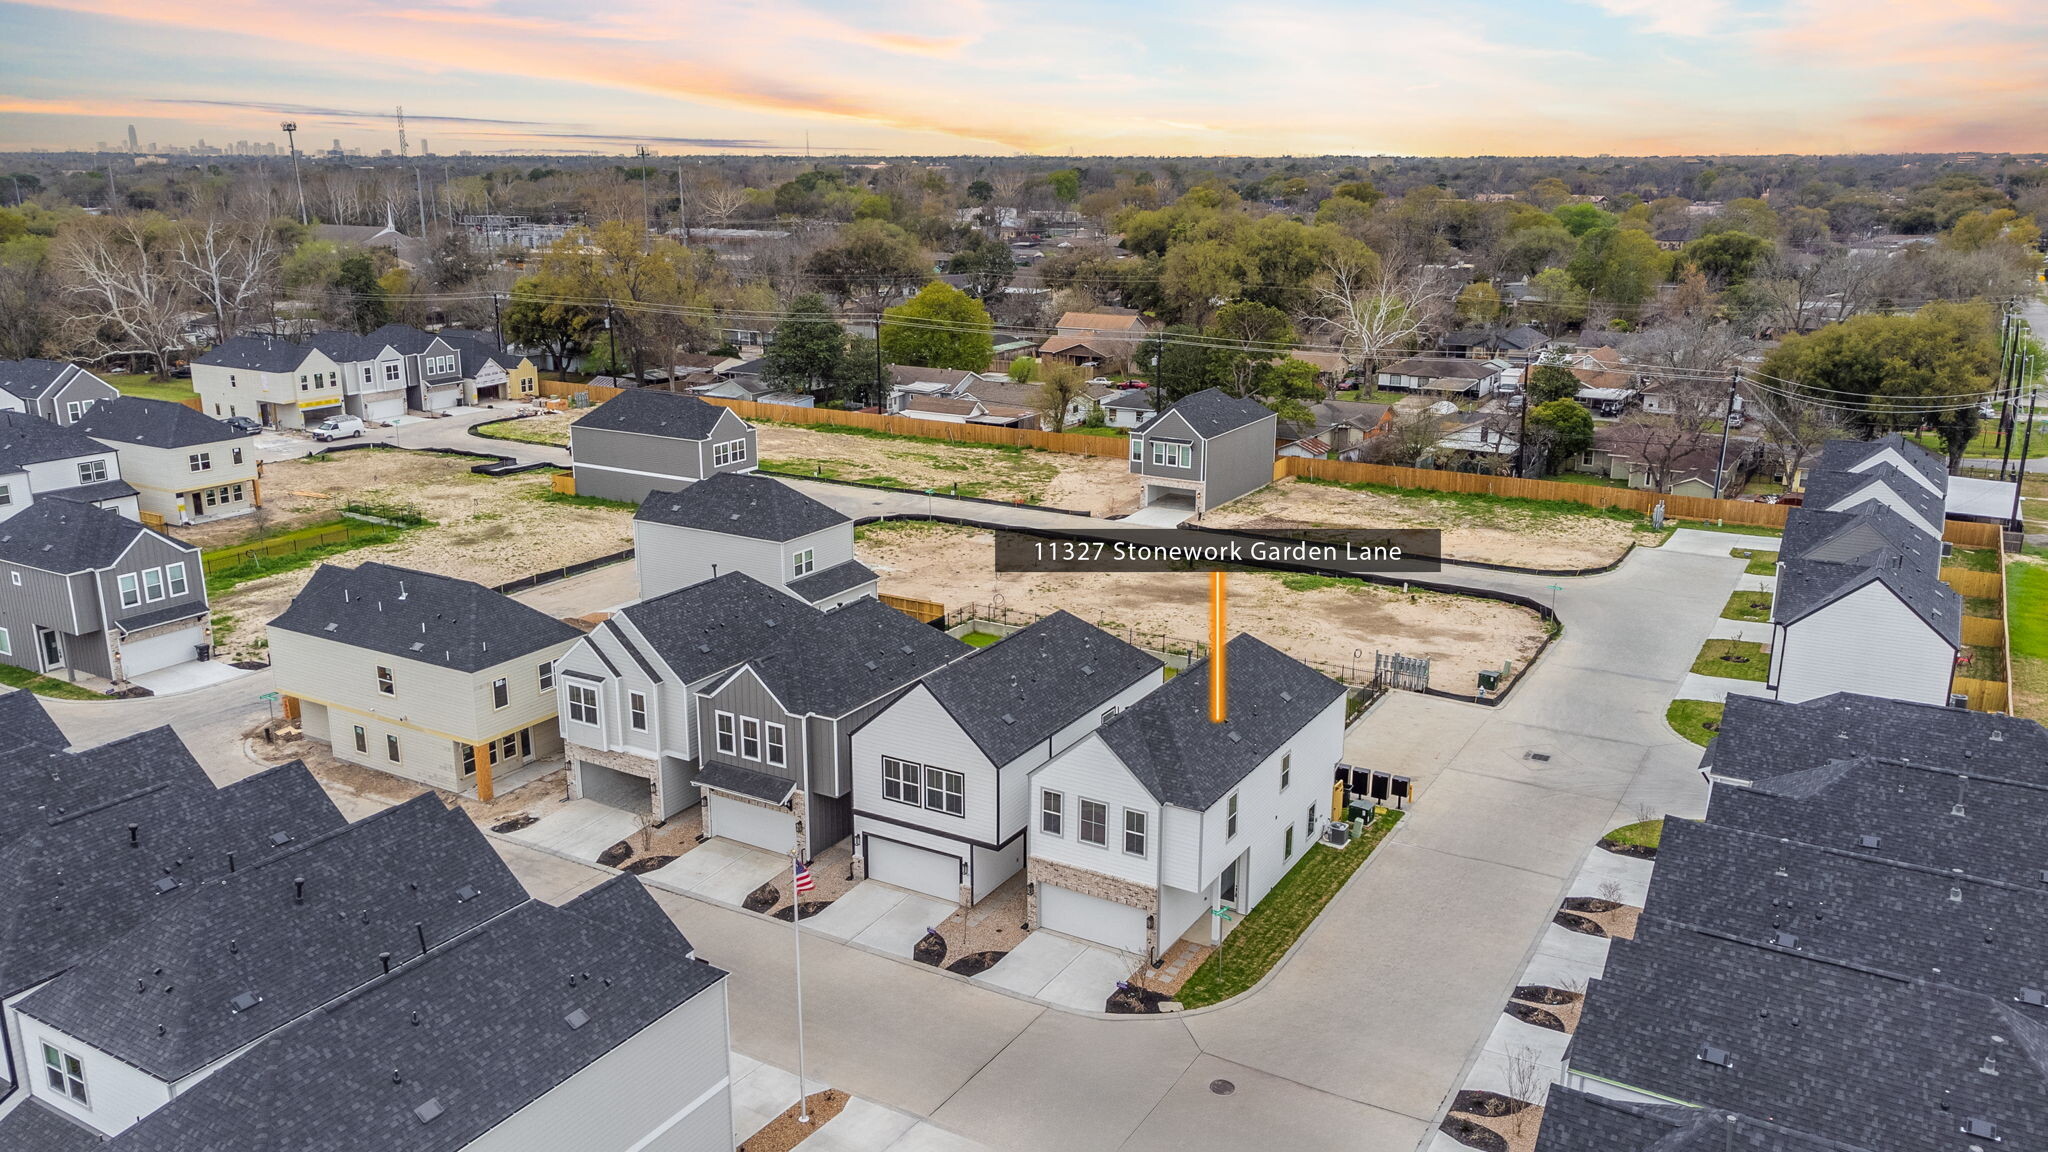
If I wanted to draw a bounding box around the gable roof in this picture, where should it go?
[0,409,113,471]
[919,611,1160,766]
[1137,387,1274,438]
[1101,389,1156,411]
[1815,433,1946,492]
[732,597,968,716]
[0,685,69,752]
[635,473,848,542]
[1800,463,1945,535]
[786,558,879,604]
[614,571,819,685]
[0,725,209,841]
[1779,505,1941,573]
[885,365,978,391]
[1099,634,1343,809]
[268,562,580,672]
[0,1099,105,1152]
[1537,1086,1870,1152]
[1770,557,1960,646]
[1057,309,1150,333]
[572,388,733,440]
[194,334,330,373]
[19,795,521,1081]
[1037,334,1117,360]
[0,496,169,573]
[1703,692,2048,786]
[73,395,243,450]
[1377,355,1501,381]
[0,359,101,402]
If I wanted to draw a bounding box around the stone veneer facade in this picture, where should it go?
[1025,855,1162,960]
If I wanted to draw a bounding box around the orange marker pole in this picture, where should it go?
[1209,570,1228,723]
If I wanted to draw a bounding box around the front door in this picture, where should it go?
[1218,852,1243,909]
[36,628,62,672]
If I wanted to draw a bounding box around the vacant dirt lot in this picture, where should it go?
[1209,477,1661,570]
[757,424,1141,515]
[201,450,633,659]
[858,521,1546,693]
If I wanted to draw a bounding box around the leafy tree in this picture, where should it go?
[1329,180,1383,208]
[944,232,1015,300]
[1525,397,1595,473]
[1526,267,1587,329]
[502,277,598,373]
[334,251,389,334]
[1552,203,1615,237]
[1007,356,1039,383]
[1567,227,1669,310]
[1047,169,1081,205]
[1203,301,1319,421]
[1034,364,1087,431]
[804,218,924,309]
[762,293,846,394]
[1525,360,1580,405]
[1679,230,1771,285]
[1499,223,1577,278]
[1139,324,1212,406]
[966,179,994,204]
[879,281,993,371]
[1943,208,2041,262]
[1524,178,1571,210]
[1455,282,1502,326]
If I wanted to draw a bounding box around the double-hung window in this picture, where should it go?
[791,549,815,579]
[384,361,401,382]
[376,666,395,695]
[629,692,648,731]
[42,1043,86,1105]
[189,452,212,472]
[714,711,736,755]
[740,717,762,760]
[118,573,141,608]
[1079,798,1108,846]
[386,734,401,762]
[1123,810,1148,856]
[1284,824,1295,860]
[924,767,965,817]
[538,661,554,691]
[1226,792,1239,839]
[1040,790,1064,836]
[882,757,920,805]
[765,722,786,766]
[352,725,367,753]
[165,562,188,597]
[712,439,746,467]
[567,684,598,726]
[77,459,108,484]
[1280,753,1291,791]
[1150,440,1191,469]
[1129,437,1142,462]
[141,567,164,602]
[492,678,509,709]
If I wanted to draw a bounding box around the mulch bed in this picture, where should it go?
[1451,1091,1532,1119]
[1595,837,1657,859]
[1105,983,1172,1014]
[1438,1115,1509,1152]
[596,840,634,869]
[737,1089,849,1152]
[106,686,153,699]
[913,930,947,967]
[1504,1001,1567,1031]
[623,855,677,874]
[1561,897,1622,914]
[945,950,1007,976]
[770,900,837,921]
[231,659,270,670]
[1511,985,1575,1005]
[1552,909,1606,936]
[744,882,781,914]
[490,815,540,834]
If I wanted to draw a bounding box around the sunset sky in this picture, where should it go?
[2,0,2044,156]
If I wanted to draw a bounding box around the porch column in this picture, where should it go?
[250,477,263,508]
[282,695,301,722]
[473,743,494,802]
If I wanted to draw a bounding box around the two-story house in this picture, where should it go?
[441,330,541,404]
[0,410,139,522]
[1767,506,1959,706]
[1026,635,1346,961]
[634,471,877,608]
[847,612,1162,904]
[73,396,261,524]
[1128,387,1277,514]
[568,389,757,504]
[268,562,581,798]
[552,572,967,857]
[0,497,208,684]
[0,359,121,425]
[189,335,346,429]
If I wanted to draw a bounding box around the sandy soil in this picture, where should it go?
[1209,477,1660,570]
[202,450,634,660]
[246,721,566,826]
[858,521,1546,694]
[739,1091,848,1152]
[755,424,1142,516]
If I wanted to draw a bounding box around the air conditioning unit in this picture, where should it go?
[1323,822,1351,848]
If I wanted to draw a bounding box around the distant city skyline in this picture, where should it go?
[2,0,2046,157]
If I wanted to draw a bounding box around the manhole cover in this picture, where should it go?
[1209,1079,1235,1096]
[1525,752,1552,763]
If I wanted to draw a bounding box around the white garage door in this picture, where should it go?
[866,836,961,901]
[710,794,795,854]
[422,387,459,412]
[1038,885,1148,954]
[363,395,405,421]
[119,624,206,678]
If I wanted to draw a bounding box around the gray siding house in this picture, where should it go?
[0,497,208,683]
[569,390,756,504]
[634,471,877,608]
[73,396,260,524]
[1127,387,1278,513]
[0,410,140,523]
[0,360,121,425]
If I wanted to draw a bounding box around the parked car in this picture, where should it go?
[222,415,262,436]
[311,415,365,441]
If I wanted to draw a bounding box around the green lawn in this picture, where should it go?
[474,417,571,447]
[959,631,1002,647]
[1731,548,1779,576]
[538,490,636,512]
[1720,590,1774,622]
[1908,425,2048,459]
[1946,547,2001,573]
[1959,643,2006,680]
[1964,595,2004,620]
[1176,810,1402,1008]
[1541,471,1631,488]
[1665,699,1725,746]
[1666,518,1784,538]
[203,518,411,595]
[0,664,105,699]
[2012,559,2048,724]
[1332,389,1408,404]
[1690,639,1769,682]
[101,373,198,404]
[1061,425,1127,438]
[1604,819,1664,850]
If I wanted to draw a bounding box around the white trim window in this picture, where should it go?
[1079,798,1108,846]
[1040,789,1064,836]
[538,660,554,691]
[42,1043,87,1105]
[493,678,510,709]
[118,572,141,608]
[567,684,598,726]
[629,691,648,731]
[1123,809,1148,857]
[791,548,815,579]
[77,458,109,484]
[924,767,965,817]
[65,399,92,423]
[715,711,736,755]
[376,665,395,695]
[188,452,212,472]
[352,725,367,753]
[0,626,10,656]
[740,717,762,760]
[882,757,921,805]
[1226,792,1239,839]
[383,361,402,382]
[165,562,188,597]
[1149,440,1192,468]
[712,438,747,467]
[1129,437,1142,462]
[765,722,786,766]
[1280,752,1291,791]
[0,484,11,506]
[386,734,402,762]
[1284,824,1295,860]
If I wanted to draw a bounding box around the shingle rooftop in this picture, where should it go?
[1135,387,1275,438]
[1814,433,1946,493]
[0,409,115,472]
[1799,462,1945,535]
[572,388,733,440]
[0,359,94,402]
[635,472,849,542]
[269,562,580,672]
[1537,1087,1870,1152]
[1703,693,2048,786]
[74,395,246,450]
[785,557,878,603]
[920,611,1161,767]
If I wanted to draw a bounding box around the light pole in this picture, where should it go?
[280,121,307,226]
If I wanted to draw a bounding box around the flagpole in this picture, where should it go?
[792,854,810,1125]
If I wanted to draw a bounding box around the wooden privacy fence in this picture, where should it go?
[1953,675,2010,713]
[880,593,945,624]
[1961,616,2007,647]
[1943,519,2004,548]
[1941,567,2004,600]
[1279,456,1793,527]
[537,378,625,405]
[698,397,1131,457]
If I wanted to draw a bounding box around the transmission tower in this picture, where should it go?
[396,105,409,157]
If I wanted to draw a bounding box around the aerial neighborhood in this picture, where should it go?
[0,42,2045,1152]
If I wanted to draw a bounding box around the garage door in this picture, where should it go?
[119,624,206,678]
[710,794,795,854]
[1038,885,1148,954]
[363,395,405,421]
[422,387,459,412]
[578,760,651,816]
[866,836,961,901]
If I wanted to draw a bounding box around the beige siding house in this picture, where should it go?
[269,562,580,797]
[73,396,260,523]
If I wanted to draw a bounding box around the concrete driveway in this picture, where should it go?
[646,839,789,905]
[803,882,956,959]
[498,797,642,862]
[974,932,1140,1012]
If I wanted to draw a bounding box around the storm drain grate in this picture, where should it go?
[1526,752,1552,762]
[1209,1080,1236,1096]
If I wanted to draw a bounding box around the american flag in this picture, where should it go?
[792,859,815,893]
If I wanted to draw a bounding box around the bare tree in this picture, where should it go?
[54,215,193,378]
[176,214,281,341]
[689,181,751,226]
[1503,1044,1552,1144]
[1313,257,1456,381]
[1746,385,1844,489]
[1361,409,1447,467]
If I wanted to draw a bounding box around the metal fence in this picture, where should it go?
[202,522,392,576]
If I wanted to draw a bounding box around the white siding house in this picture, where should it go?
[633,472,877,609]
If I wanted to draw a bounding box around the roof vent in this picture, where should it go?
[270,831,292,847]
[2021,988,2046,1007]
[697,644,712,653]
[228,991,261,1013]
[900,645,913,655]
[154,875,180,894]
[1961,1118,1997,1140]
[1857,834,1880,849]
[1696,1045,1734,1068]
[1774,932,1798,949]
[1079,664,1094,676]
[564,1008,590,1030]
[864,660,879,671]
[1951,887,1964,903]
[1227,731,1242,743]
[414,1099,445,1125]
[324,622,339,632]
[1001,713,1016,725]
[455,884,479,903]
[1280,690,1293,702]
[409,642,425,651]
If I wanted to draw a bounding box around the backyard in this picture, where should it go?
[756,423,1141,515]
[856,520,1548,693]
[476,411,578,447]
[186,449,634,660]
[102,372,200,404]
[2012,556,2047,724]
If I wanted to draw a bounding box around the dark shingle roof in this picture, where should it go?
[0,359,91,402]
[0,687,69,752]
[919,611,1160,767]
[1136,387,1275,438]
[73,396,244,450]
[617,571,825,685]
[560,873,696,961]
[1537,1087,1870,1152]
[731,597,968,716]
[1815,433,1947,492]
[1779,506,1940,574]
[194,334,328,373]
[19,796,521,1080]
[635,473,848,541]
[573,388,733,440]
[102,892,718,1152]
[786,558,878,603]
[1377,355,1502,381]
[0,497,166,574]
[1800,463,1945,534]
[1770,558,1960,646]
[0,725,208,840]
[0,410,113,471]
[1099,635,1343,809]
[1703,693,2048,786]
[0,1098,107,1152]
[269,562,580,672]
[697,759,797,804]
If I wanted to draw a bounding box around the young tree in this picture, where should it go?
[1455,281,1502,327]
[879,281,993,371]
[1034,364,1087,431]
[761,293,846,395]
[1007,356,1039,383]
[1525,266,1587,331]
[1525,359,1580,406]
[1524,397,1595,474]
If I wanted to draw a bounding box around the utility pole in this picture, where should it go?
[635,145,652,251]
[491,292,503,345]
[281,121,308,225]
[2014,378,2038,529]
[1712,369,1740,499]
[1997,326,2020,484]
[675,163,689,245]
[414,166,429,242]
